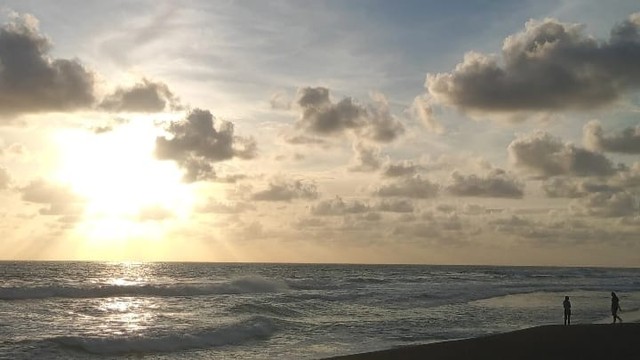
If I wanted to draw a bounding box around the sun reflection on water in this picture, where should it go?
[98,297,156,335]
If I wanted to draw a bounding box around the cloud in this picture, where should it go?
[508,131,618,178]
[19,179,85,216]
[196,199,256,214]
[426,13,640,116]
[375,199,414,213]
[383,161,419,178]
[410,95,445,134]
[137,205,173,221]
[373,176,439,198]
[155,108,257,182]
[310,196,370,216]
[294,87,404,143]
[0,13,95,118]
[542,177,620,198]
[270,91,291,110]
[584,120,640,154]
[446,169,524,198]
[0,167,10,190]
[283,134,328,146]
[577,191,639,217]
[348,141,383,172]
[99,78,182,112]
[252,178,318,201]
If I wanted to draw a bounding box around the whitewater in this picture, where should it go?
[1,262,639,359]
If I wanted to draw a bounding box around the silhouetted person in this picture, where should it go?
[563,296,571,325]
[611,292,622,323]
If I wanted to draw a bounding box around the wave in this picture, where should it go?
[230,303,303,318]
[0,276,289,300]
[51,316,276,355]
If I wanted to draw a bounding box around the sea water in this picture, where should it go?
[1,262,639,359]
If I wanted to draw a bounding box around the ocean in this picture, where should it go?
[1,262,639,359]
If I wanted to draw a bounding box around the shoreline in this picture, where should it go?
[324,323,640,360]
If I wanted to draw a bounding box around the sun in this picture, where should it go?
[52,118,195,241]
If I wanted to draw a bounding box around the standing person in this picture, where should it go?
[563,296,571,325]
[611,292,622,323]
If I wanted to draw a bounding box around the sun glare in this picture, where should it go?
[52,119,195,241]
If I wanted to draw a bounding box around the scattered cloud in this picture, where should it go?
[311,196,370,216]
[155,108,257,182]
[383,161,420,178]
[99,78,182,112]
[446,169,524,198]
[294,87,404,143]
[348,141,383,172]
[251,178,318,201]
[410,95,445,134]
[0,166,10,190]
[427,13,640,117]
[19,179,85,216]
[196,199,256,214]
[0,13,95,119]
[373,176,439,198]
[138,205,173,221]
[508,131,618,178]
[584,120,640,154]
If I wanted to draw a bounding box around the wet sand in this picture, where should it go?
[325,323,640,360]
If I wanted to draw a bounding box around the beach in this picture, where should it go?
[326,323,640,360]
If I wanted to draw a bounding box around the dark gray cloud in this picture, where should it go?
[508,131,618,178]
[295,87,404,143]
[373,176,439,198]
[20,179,85,216]
[383,161,419,178]
[584,121,640,154]
[427,13,640,115]
[0,14,95,118]
[252,179,318,202]
[155,109,257,182]
[446,169,524,198]
[99,78,182,112]
[311,196,370,216]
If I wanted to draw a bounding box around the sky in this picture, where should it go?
[0,0,639,266]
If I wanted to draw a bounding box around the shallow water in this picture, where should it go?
[1,262,639,359]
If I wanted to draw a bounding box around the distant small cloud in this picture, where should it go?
[270,91,292,110]
[99,78,182,113]
[373,176,439,198]
[19,179,85,216]
[348,141,383,172]
[294,87,404,143]
[137,205,173,221]
[583,120,640,154]
[383,161,419,178]
[508,131,618,178]
[410,95,444,134]
[446,169,524,198]
[251,178,318,202]
[310,196,370,216]
[196,199,256,214]
[0,167,10,190]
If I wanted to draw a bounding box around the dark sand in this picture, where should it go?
[325,323,640,360]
